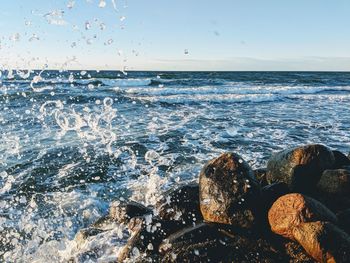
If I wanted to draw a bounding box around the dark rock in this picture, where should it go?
[118,216,185,262]
[160,223,288,263]
[318,168,350,196]
[266,144,335,192]
[254,168,268,186]
[283,241,315,263]
[74,228,105,249]
[337,209,350,235]
[293,221,350,263]
[156,183,202,226]
[332,150,350,168]
[199,152,261,229]
[261,182,290,211]
[268,193,337,239]
[108,200,152,224]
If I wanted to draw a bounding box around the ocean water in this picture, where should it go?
[1,70,350,262]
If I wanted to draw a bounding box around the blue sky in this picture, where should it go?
[0,0,350,71]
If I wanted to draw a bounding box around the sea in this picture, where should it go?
[0,70,350,262]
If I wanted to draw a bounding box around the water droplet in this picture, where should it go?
[98,0,106,8]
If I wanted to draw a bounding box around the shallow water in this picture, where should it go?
[1,70,350,262]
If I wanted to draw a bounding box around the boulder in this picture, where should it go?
[268,193,337,239]
[266,144,335,192]
[254,168,268,186]
[283,241,315,263]
[156,183,202,226]
[160,223,287,263]
[74,228,105,248]
[293,221,350,263]
[117,216,184,262]
[261,182,290,211]
[108,200,152,224]
[332,150,350,168]
[337,209,350,235]
[199,152,261,228]
[317,168,350,196]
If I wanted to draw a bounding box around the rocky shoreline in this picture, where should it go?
[72,144,350,262]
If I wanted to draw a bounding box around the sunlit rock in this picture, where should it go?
[199,153,261,228]
[267,144,335,192]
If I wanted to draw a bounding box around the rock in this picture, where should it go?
[317,168,350,196]
[160,223,287,263]
[337,209,350,235]
[74,228,105,248]
[283,241,315,263]
[117,216,185,262]
[254,168,268,186]
[156,183,202,225]
[332,150,350,168]
[108,200,152,224]
[199,152,261,228]
[261,182,290,211]
[293,221,350,263]
[268,193,337,239]
[266,144,335,192]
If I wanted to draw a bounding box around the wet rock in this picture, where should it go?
[108,200,152,224]
[74,228,105,249]
[332,150,350,168]
[267,144,335,192]
[317,168,350,196]
[293,221,350,263]
[268,193,337,239]
[261,182,290,211]
[337,209,350,235]
[199,152,261,228]
[156,183,202,225]
[118,216,185,262]
[283,241,315,263]
[254,168,268,186]
[160,223,287,263]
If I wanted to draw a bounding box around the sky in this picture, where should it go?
[0,0,350,71]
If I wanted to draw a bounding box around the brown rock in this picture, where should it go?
[293,221,350,263]
[267,144,335,192]
[268,193,337,239]
[199,152,261,228]
[156,183,202,225]
[318,168,350,196]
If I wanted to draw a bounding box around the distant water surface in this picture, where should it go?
[1,71,350,261]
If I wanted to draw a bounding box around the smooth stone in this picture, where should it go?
[268,193,337,239]
[199,152,261,228]
[267,144,335,192]
[156,183,202,226]
[293,221,350,263]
